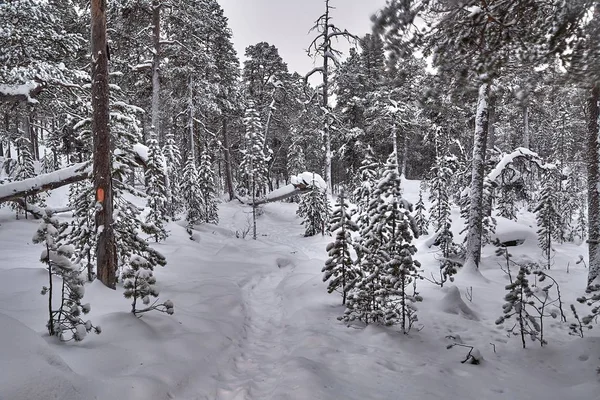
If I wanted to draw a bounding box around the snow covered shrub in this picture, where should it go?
[323,191,360,304]
[297,176,330,236]
[495,246,565,348]
[144,135,169,242]
[34,209,100,341]
[123,255,174,316]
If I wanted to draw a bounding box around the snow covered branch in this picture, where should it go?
[0,81,46,103]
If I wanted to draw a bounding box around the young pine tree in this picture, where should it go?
[322,191,360,305]
[297,176,331,237]
[343,153,422,333]
[414,187,429,236]
[535,175,561,269]
[429,155,459,284]
[34,209,100,341]
[123,255,174,315]
[162,132,182,218]
[144,136,168,242]
[181,154,204,236]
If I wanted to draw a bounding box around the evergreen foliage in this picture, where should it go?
[181,154,204,234]
[343,153,422,333]
[535,175,561,269]
[144,136,168,242]
[297,178,330,237]
[414,187,428,236]
[322,191,360,304]
[33,209,100,341]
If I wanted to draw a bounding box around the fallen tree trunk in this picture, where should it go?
[236,183,310,206]
[0,162,90,204]
[0,82,45,103]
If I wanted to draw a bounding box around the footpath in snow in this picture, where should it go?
[0,191,599,400]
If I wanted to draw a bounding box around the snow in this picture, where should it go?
[487,147,547,183]
[0,162,90,200]
[0,82,41,103]
[291,171,327,190]
[0,178,599,399]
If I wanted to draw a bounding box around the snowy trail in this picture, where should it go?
[216,268,288,400]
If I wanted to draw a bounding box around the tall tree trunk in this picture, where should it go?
[188,76,194,160]
[322,0,332,194]
[487,92,497,150]
[222,118,235,200]
[587,83,600,287]
[91,0,117,289]
[151,0,161,142]
[463,82,490,273]
[523,103,530,149]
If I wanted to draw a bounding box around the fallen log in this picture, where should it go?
[0,162,90,204]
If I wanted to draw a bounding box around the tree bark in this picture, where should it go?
[587,83,600,287]
[322,1,332,195]
[463,82,490,272]
[91,0,117,289]
[150,0,161,142]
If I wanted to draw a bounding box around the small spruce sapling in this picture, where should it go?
[123,255,174,316]
[322,190,360,304]
[34,209,101,341]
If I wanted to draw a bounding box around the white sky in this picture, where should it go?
[219,0,388,75]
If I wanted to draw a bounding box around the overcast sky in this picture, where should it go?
[219,0,388,75]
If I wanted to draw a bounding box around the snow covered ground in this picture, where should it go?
[0,180,598,400]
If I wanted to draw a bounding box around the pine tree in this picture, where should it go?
[162,132,182,218]
[34,209,100,341]
[123,255,174,315]
[497,186,518,221]
[15,135,44,215]
[322,191,360,304]
[144,136,168,242]
[198,148,219,224]
[241,102,268,197]
[181,154,204,235]
[429,154,459,284]
[61,179,96,281]
[352,146,379,230]
[414,185,429,236]
[535,175,561,269]
[297,177,330,237]
[343,153,422,332]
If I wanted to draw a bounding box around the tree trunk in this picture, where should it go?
[151,0,161,142]
[587,83,600,288]
[322,0,332,194]
[91,0,117,289]
[222,118,235,200]
[523,103,530,149]
[463,82,490,273]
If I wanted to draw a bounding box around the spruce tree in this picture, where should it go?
[352,146,379,230]
[241,102,268,197]
[322,191,360,304]
[144,136,168,242]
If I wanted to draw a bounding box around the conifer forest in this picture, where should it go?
[0,1,600,399]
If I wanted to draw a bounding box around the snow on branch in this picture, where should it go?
[0,81,46,103]
[486,147,551,186]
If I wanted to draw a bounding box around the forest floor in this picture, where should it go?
[0,179,599,400]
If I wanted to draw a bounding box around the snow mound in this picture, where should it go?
[276,257,295,268]
[0,313,93,400]
[438,286,479,321]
